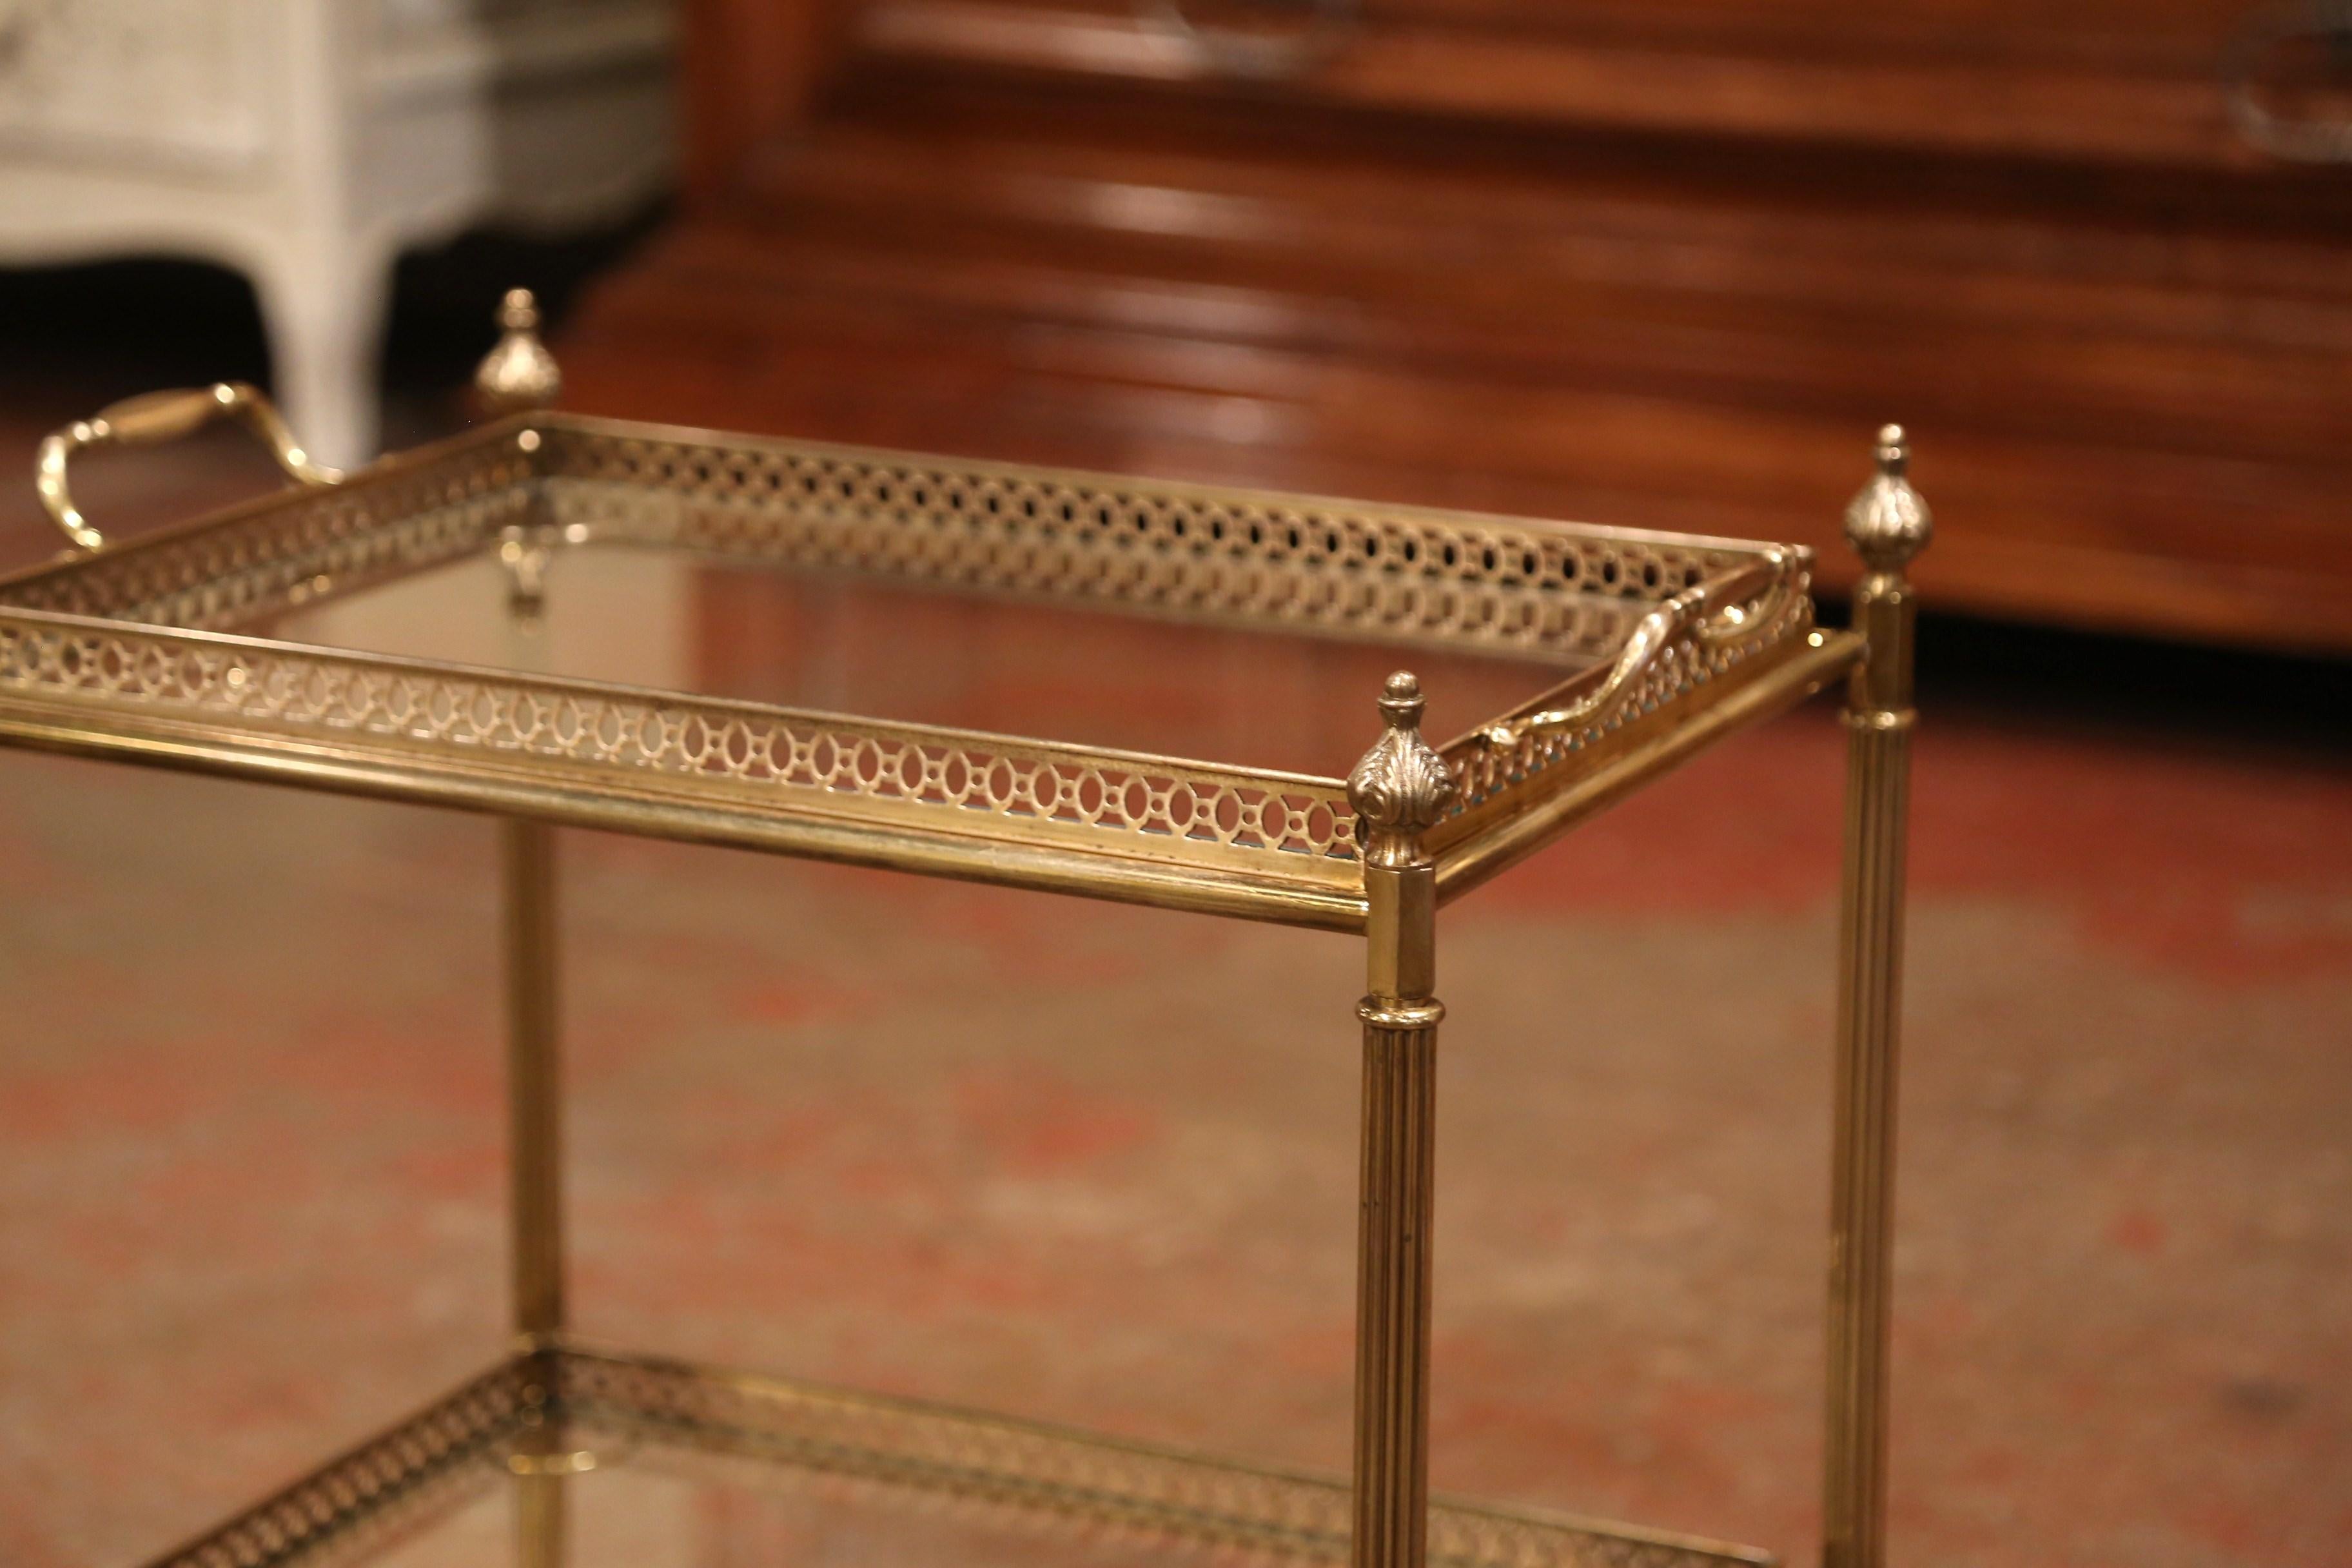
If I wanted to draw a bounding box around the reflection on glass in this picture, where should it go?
[271,545,1573,778]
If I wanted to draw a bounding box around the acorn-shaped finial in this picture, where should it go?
[1377,669,1426,729]
[475,288,562,417]
[1844,424,1932,572]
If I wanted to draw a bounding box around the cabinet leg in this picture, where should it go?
[1823,428,1930,1568]
[254,248,389,471]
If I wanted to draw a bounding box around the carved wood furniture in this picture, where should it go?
[5,300,1928,1568]
[0,0,673,468]
[561,0,2352,650]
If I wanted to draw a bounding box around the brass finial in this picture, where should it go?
[475,288,562,417]
[1348,671,1455,869]
[1843,423,1932,572]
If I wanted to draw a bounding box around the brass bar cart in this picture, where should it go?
[3,295,1928,1568]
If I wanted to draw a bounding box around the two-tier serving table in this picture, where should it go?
[5,293,1932,1568]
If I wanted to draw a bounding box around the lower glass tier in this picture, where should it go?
[141,1347,1774,1568]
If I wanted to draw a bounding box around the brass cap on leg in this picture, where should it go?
[1843,424,1932,572]
[476,288,563,417]
[1348,671,1455,870]
[1841,426,1930,716]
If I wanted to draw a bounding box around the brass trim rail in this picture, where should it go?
[0,411,1819,932]
[0,606,1371,930]
[134,1346,1776,1568]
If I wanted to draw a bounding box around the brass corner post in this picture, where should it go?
[1823,426,1931,1568]
[481,291,571,1566]
[1347,672,1455,1568]
[502,810,564,1342]
[480,288,566,1347]
[513,1441,569,1568]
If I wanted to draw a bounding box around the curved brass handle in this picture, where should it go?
[1139,0,1359,81]
[35,382,342,553]
[1478,548,1801,750]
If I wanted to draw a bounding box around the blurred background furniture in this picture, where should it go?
[560,0,2352,650]
[0,0,674,468]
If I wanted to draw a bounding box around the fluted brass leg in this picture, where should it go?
[504,815,564,1342]
[1346,672,1454,1568]
[514,1464,567,1568]
[485,286,569,1351]
[1353,985,1440,1568]
[1823,706,1910,1568]
[489,296,573,1554]
[505,812,569,1562]
[1823,428,1930,1568]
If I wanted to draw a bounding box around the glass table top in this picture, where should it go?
[0,417,1834,923]
[264,544,1578,781]
[139,1346,1772,1568]
[370,1460,1211,1568]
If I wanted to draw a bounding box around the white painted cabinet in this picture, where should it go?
[0,0,674,466]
